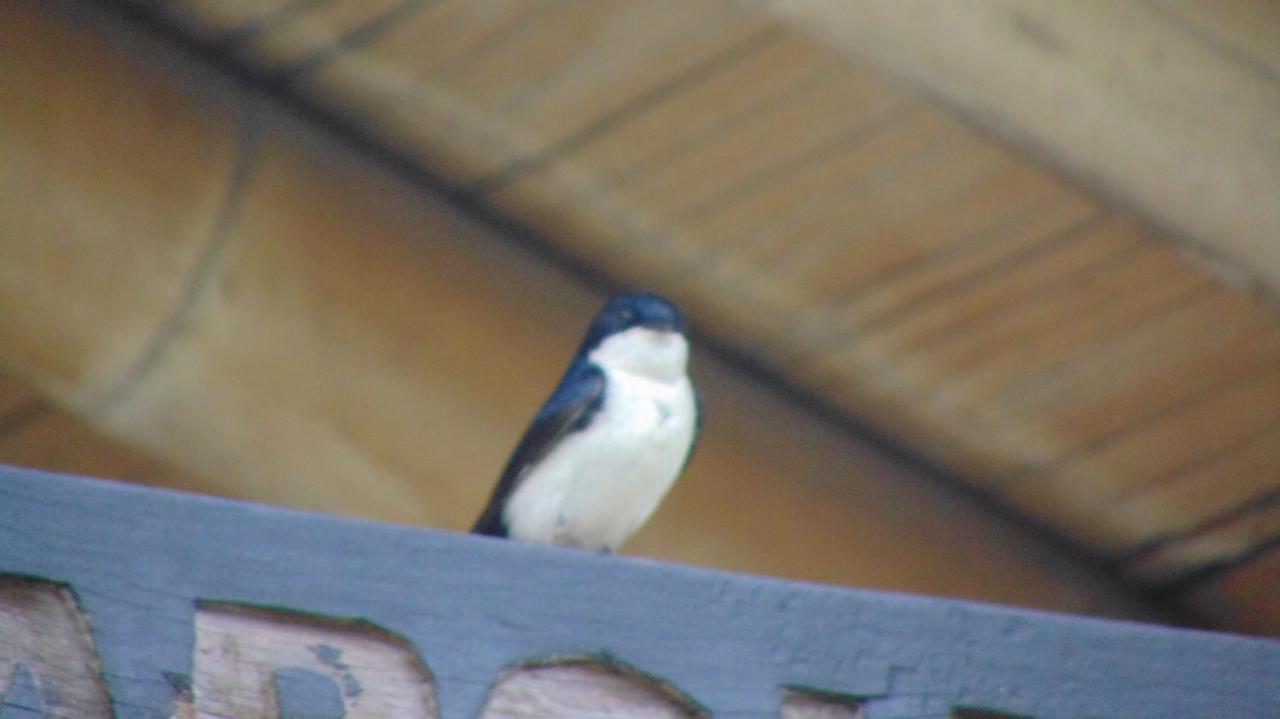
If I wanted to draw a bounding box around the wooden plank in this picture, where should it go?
[486,94,942,327]
[771,192,1098,368]
[1127,498,1280,585]
[0,0,245,406]
[802,217,1142,382]
[573,58,902,225]
[0,464,1276,718]
[744,140,1027,297]
[1145,0,1280,79]
[881,239,1209,394]
[1106,429,1280,546]
[1005,367,1280,551]
[794,221,1176,475]
[0,376,41,429]
[1183,545,1280,637]
[0,381,207,496]
[769,0,1280,295]
[0,575,113,718]
[0,409,152,485]
[521,30,834,186]
[123,0,1280,610]
[305,0,774,183]
[223,0,411,73]
[0,0,1158,623]
[1005,291,1280,440]
[1065,368,1280,499]
[478,661,699,718]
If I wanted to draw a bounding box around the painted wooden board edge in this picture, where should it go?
[0,462,1276,719]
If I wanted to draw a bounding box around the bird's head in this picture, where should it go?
[579,292,689,380]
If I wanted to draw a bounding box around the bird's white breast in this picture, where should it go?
[504,329,696,551]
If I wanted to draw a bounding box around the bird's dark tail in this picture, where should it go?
[470,506,508,537]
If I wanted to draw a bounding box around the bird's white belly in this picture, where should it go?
[505,372,696,550]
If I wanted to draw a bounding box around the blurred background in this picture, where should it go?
[3,0,1278,637]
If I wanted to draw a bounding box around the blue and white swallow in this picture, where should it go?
[472,292,700,551]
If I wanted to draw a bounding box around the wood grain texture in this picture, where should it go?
[769,0,1280,294]
[0,577,111,718]
[8,0,1280,631]
[0,372,209,497]
[451,0,1280,588]
[480,661,700,719]
[780,691,863,719]
[1145,0,1280,79]
[0,0,244,405]
[189,603,438,718]
[0,0,1164,627]
[1126,498,1280,587]
[0,465,1276,719]
[307,0,776,184]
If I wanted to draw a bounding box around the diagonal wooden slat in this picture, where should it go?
[108,0,1280,620]
[0,0,1171,628]
[770,0,1280,294]
[0,465,1277,718]
[7,0,1280,635]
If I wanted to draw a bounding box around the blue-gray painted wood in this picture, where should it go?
[0,666,43,719]
[0,463,1276,718]
[275,668,345,719]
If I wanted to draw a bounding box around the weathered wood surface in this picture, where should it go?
[0,0,1166,627]
[0,465,1276,719]
[769,0,1280,293]
[15,0,1277,618]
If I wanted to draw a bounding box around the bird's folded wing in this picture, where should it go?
[471,361,606,536]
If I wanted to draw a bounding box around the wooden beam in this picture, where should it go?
[765,0,1280,294]
[0,465,1276,718]
[0,0,1156,620]
[89,0,1280,626]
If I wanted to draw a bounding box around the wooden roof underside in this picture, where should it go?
[153,0,1280,595]
[3,0,1278,634]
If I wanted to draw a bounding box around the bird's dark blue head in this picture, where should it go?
[577,292,686,355]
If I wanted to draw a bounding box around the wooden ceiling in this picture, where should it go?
[3,0,1278,635]
[156,0,1278,600]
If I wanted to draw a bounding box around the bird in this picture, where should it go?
[472,292,700,552]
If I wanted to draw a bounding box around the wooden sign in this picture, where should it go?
[0,464,1275,718]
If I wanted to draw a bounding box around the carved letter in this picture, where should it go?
[0,575,111,718]
[781,689,864,718]
[479,657,704,719]
[188,602,437,718]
